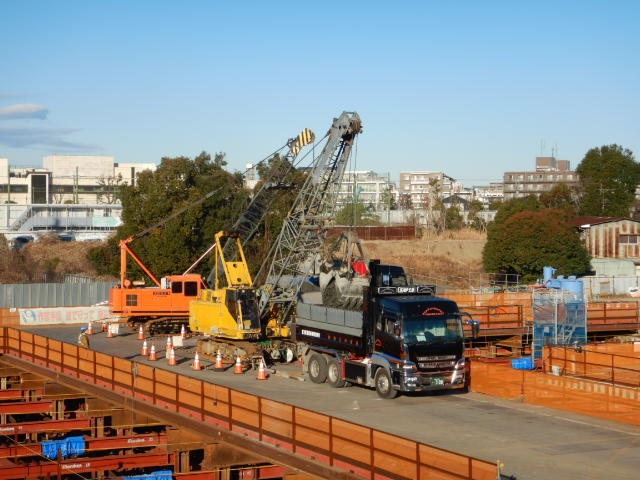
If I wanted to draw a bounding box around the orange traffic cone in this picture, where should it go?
[86,322,93,335]
[141,340,149,356]
[106,323,113,338]
[137,325,144,340]
[213,350,224,372]
[168,347,177,366]
[149,344,157,361]
[234,354,243,374]
[192,352,202,371]
[257,358,268,380]
[101,322,107,332]
[180,324,186,339]
[166,337,172,359]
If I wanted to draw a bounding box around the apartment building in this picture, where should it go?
[503,156,578,200]
[336,170,397,210]
[398,171,463,207]
[473,182,504,206]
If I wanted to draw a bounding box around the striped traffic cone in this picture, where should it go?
[137,325,144,340]
[106,323,113,338]
[141,340,149,356]
[257,358,268,380]
[168,347,177,366]
[149,344,157,361]
[234,354,243,374]
[165,337,172,359]
[180,324,186,339]
[86,322,93,335]
[214,350,224,372]
[101,321,107,332]
[192,352,202,371]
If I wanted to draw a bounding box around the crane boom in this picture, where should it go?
[257,112,362,323]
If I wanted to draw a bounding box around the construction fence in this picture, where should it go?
[471,357,640,427]
[0,328,497,480]
[328,225,416,241]
[545,343,640,388]
[0,282,115,309]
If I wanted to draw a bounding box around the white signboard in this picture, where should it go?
[18,306,111,326]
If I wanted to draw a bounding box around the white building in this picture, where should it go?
[1,156,155,205]
[0,155,155,240]
[472,182,504,206]
[398,171,464,207]
[335,170,397,210]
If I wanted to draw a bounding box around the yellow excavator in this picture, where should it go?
[189,231,261,341]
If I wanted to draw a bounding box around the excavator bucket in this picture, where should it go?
[319,230,369,310]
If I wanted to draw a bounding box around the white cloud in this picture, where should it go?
[0,103,49,120]
[0,126,99,151]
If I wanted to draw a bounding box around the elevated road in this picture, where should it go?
[25,325,640,480]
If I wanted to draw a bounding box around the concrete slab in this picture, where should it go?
[25,325,640,480]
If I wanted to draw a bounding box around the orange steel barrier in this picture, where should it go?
[0,309,19,327]
[587,302,639,327]
[546,344,640,388]
[460,305,524,332]
[0,328,497,480]
[471,359,640,427]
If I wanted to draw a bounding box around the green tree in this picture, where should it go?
[483,209,590,282]
[576,144,640,216]
[445,205,464,230]
[466,200,487,231]
[335,202,380,226]
[90,152,250,279]
[539,183,577,212]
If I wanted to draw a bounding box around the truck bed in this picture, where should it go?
[294,302,363,338]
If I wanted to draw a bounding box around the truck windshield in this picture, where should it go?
[402,315,463,345]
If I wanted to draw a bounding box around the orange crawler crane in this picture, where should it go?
[109,237,207,336]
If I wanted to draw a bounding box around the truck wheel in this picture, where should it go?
[374,368,399,399]
[326,358,346,388]
[308,354,328,384]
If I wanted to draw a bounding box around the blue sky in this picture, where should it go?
[2,1,639,185]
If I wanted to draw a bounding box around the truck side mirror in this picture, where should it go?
[459,312,479,339]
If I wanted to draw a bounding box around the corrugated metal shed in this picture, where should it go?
[0,282,115,308]
[573,218,640,259]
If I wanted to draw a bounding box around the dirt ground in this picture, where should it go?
[363,229,486,286]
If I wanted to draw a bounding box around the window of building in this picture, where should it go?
[126,294,138,306]
[620,235,639,245]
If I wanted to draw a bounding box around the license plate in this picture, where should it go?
[431,377,445,386]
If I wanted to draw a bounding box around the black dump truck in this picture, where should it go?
[293,261,478,399]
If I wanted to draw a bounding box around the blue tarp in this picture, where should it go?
[124,470,173,480]
[41,436,85,459]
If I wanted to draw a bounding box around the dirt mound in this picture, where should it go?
[362,230,486,287]
[0,234,111,283]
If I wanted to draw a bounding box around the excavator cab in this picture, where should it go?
[189,231,262,340]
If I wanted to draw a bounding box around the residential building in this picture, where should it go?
[503,156,579,200]
[473,182,504,206]
[336,170,397,210]
[399,171,463,207]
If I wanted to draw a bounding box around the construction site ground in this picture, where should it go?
[22,325,640,480]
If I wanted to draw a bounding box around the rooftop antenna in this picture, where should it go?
[551,144,557,158]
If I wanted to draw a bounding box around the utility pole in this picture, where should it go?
[6,163,10,204]
[74,166,79,204]
[599,183,613,214]
[386,172,391,226]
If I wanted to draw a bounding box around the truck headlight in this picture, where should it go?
[454,358,466,370]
